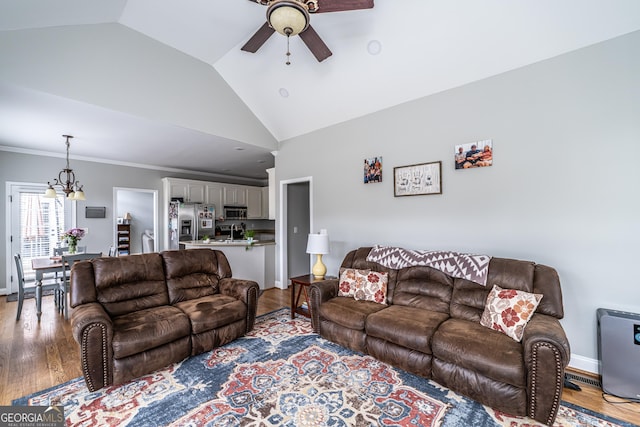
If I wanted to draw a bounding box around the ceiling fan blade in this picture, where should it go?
[241,22,275,53]
[314,0,374,13]
[299,25,332,62]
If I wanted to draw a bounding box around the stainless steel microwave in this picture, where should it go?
[224,206,247,220]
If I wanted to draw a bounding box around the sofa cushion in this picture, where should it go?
[432,318,526,388]
[354,270,388,304]
[449,258,537,323]
[174,294,247,334]
[366,305,449,354]
[112,305,191,359]
[338,268,360,297]
[338,268,388,304]
[480,284,542,342]
[319,297,387,331]
[393,266,453,314]
[163,249,222,304]
[92,253,169,317]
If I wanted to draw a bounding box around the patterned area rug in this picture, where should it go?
[14,309,636,426]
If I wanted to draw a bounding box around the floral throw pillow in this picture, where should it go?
[354,270,389,305]
[480,284,543,342]
[338,268,361,297]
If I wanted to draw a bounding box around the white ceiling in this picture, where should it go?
[1,0,640,179]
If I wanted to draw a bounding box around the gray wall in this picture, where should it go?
[274,31,640,371]
[0,150,264,292]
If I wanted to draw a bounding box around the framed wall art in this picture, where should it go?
[364,156,382,183]
[394,161,442,197]
[455,139,493,169]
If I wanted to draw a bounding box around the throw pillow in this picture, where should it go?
[338,268,361,297]
[480,284,543,342]
[353,270,389,305]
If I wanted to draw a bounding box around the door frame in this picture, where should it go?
[113,187,159,254]
[277,176,313,289]
[4,181,76,295]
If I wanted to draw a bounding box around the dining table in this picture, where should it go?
[31,256,65,321]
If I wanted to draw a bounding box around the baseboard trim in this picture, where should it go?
[569,354,599,375]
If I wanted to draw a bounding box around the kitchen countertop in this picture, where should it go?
[183,240,275,247]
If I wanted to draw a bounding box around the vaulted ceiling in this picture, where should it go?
[1,0,639,179]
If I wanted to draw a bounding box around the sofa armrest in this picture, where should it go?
[70,302,114,392]
[219,278,260,332]
[309,279,339,333]
[522,313,571,425]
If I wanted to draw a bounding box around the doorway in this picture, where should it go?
[5,182,74,293]
[113,188,158,255]
[278,177,312,289]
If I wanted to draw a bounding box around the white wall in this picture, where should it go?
[274,31,640,372]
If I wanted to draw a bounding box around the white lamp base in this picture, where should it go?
[312,254,327,280]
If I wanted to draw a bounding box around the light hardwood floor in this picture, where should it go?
[1,288,638,425]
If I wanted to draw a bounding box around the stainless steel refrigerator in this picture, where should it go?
[168,201,215,249]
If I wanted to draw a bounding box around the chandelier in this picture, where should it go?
[44,135,86,200]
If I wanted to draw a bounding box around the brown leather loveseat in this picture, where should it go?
[70,248,259,392]
[309,247,570,425]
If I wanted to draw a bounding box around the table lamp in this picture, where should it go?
[306,229,330,279]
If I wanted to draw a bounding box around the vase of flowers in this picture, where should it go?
[64,228,85,254]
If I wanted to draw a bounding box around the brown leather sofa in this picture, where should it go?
[70,248,259,392]
[309,247,570,425]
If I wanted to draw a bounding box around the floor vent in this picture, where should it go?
[565,372,602,388]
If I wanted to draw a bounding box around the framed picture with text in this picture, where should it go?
[394,161,442,197]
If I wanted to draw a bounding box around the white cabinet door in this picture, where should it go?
[187,183,205,203]
[205,183,223,213]
[170,182,189,201]
[247,187,263,219]
[223,185,248,206]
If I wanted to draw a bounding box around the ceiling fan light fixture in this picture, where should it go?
[267,0,309,36]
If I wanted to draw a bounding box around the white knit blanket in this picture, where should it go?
[366,245,491,286]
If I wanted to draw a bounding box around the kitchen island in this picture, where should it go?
[182,240,275,290]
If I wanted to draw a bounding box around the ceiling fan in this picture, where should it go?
[241,0,374,64]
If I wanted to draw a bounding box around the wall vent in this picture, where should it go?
[565,372,602,388]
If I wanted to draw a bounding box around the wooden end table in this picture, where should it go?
[290,274,324,319]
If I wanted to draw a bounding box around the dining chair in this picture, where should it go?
[13,253,26,321]
[53,245,87,307]
[59,252,102,319]
[13,253,58,321]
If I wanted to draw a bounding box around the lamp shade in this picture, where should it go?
[268,1,309,36]
[73,190,86,201]
[306,232,329,255]
[44,186,57,198]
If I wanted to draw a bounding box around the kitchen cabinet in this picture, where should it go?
[187,183,205,203]
[223,185,247,206]
[247,186,263,219]
[205,183,223,213]
[168,179,204,203]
